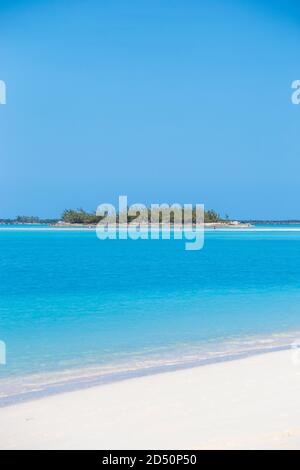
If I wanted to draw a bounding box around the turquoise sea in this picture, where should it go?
[1,226,300,404]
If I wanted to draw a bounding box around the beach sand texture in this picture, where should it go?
[1,349,300,450]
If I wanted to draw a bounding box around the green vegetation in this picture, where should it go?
[61,209,99,225]
[15,216,42,224]
[0,208,224,225]
[204,209,221,223]
[60,207,223,225]
[0,215,58,224]
[0,207,224,225]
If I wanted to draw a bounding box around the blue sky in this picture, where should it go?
[0,0,300,219]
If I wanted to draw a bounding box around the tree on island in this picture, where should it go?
[61,207,223,225]
[61,209,99,224]
[15,215,41,224]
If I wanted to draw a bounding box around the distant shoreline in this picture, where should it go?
[2,220,300,227]
[0,221,252,229]
[3,226,300,233]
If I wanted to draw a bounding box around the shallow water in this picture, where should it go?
[1,228,300,403]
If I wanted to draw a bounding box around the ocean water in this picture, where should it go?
[253,224,300,229]
[1,228,300,404]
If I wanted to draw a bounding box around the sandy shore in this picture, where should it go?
[1,349,300,450]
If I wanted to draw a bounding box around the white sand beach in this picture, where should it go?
[1,349,300,450]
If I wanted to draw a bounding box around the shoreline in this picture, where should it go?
[0,344,289,408]
[1,329,299,408]
[2,225,300,232]
[1,348,300,449]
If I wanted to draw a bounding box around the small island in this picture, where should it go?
[0,209,252,228]
[56,208,251,228]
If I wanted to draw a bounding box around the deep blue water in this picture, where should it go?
[1,228,300,401]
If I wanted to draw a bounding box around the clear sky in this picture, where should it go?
[1,0,300,219]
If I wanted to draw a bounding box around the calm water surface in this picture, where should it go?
[1,228,300,403]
